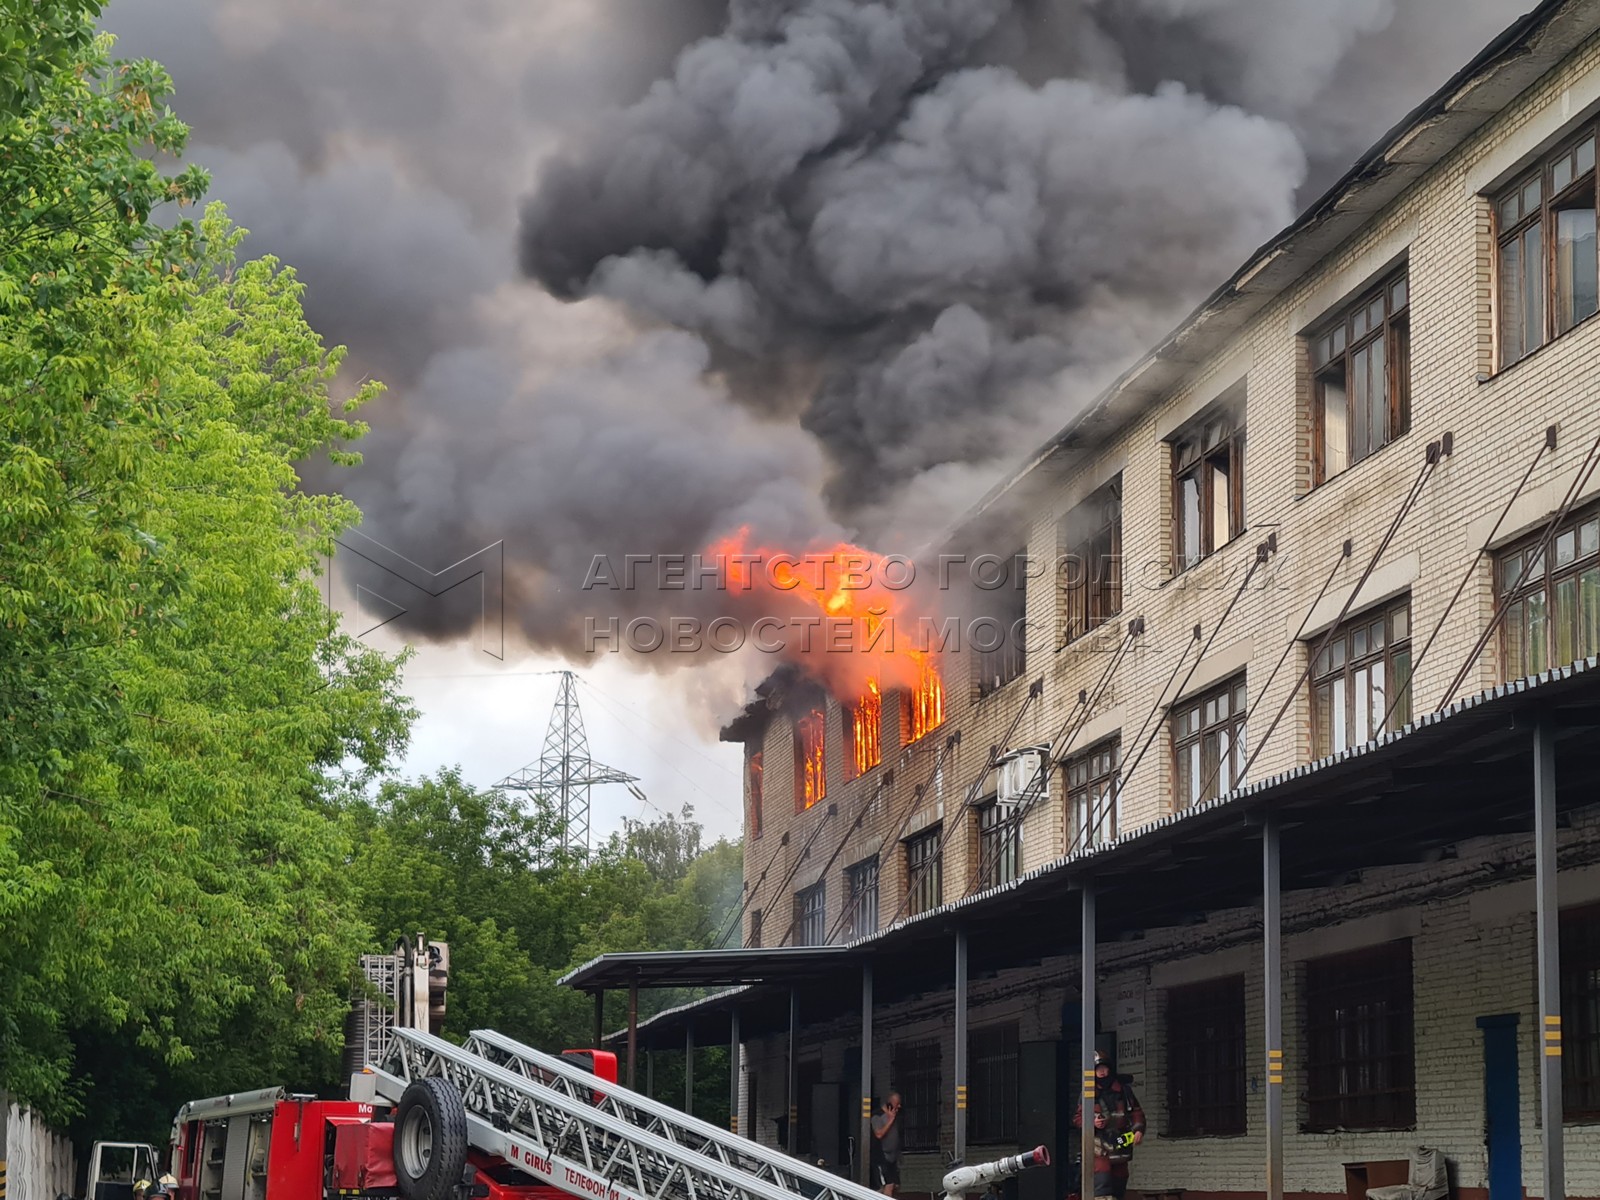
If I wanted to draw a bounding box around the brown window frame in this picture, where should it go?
[1496,125,1600,368]
[845,684,883,781]
[1166,975,1247,1138]
[1303,940,1416,1132]
[792,704,827,813]
[1066,738,1120,852]
[1060,479,1123,647]
[901,660,946,745]
[976,799,1021,890]
[967,1022,1020,1144]
[1496,502,1600,680]
[1309,266,1411,486]
[793,880,826,947]
[845,855,880,941]
[1564,902,1600,1121]
[1171,676,1247,809]
[906,825,943,917]
[1171,390,1247,575]
[747,748,764,840]
[892,1039,942,1151]
[1311,597,1413,757]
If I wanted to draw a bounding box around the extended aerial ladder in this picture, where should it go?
[368,1027,1047,1200]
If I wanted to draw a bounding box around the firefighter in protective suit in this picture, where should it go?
[1071,1050,1145,1200]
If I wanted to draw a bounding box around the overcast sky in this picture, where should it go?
[101,0,1531,847]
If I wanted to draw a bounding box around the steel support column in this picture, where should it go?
[1536,722,1565,1200]
[1263,811,1284,1200]
[954,928,969,1163]
[627,981,639,1091]
[730,1007,742,1135]
[859,965,874,1188]
[1080,883,1096,1200]
[788,988,799,1155]
[685,1023,696,1115]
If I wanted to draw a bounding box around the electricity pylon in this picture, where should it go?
[495,670,638,854]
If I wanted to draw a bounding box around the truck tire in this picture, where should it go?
[393,1077,470,1200]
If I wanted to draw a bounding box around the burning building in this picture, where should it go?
[559,4,1600,1199]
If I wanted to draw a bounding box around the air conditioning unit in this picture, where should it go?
[996,746,1050,806]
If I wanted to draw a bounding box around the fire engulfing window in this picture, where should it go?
[903,658,946,744]
[892,1039,942,1151]
[793,881,826,947]
[792,704,826,812]
[1066,739,1120,852]
[1497,505,1600,680]
[976,799,1021,891]
[1563,902,1600,1120]
[747,748,764,840]
[905,826,942,917]
[846,681,882,780]
[1165,976,1247,1137]
[1060,479,1123,647]
[846,855,879,941]
[967,1022,1020,1144]
[1303,940,1416,1132]
[973,549,1028,698]
[1498,127,1600,368]
[1171,389,1246,574]
[1309,267,1410,485]
[1172,676,1247,808]
[1312,598,1412,757]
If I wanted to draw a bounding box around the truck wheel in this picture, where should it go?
[393,1078,470,1200]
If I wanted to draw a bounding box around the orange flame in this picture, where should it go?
[793,706,826,811]
[849,679,883,779]
[909,659,945,743]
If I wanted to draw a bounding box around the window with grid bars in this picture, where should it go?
[968,1023,1019,1143]
[1166,976,1247,1137]
[1171,390,1246,574]
[1303,940,1415,1131]
[976,800,1021,890]
[1171,676,1247,809]
[1066,739,1119,852]
[1059,480,1123,647]
[1309,267,1410,485]
[1497,126,1600,368]
[906,826,943,917]
[892,1039,942,1151]
[794,881,826,947]
[1497,504,1600,680]
[1311,599,1412,757]
[846,856,879,941]
[1562,902,1600,1121]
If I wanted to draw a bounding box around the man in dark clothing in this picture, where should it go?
[870,1091,903,1195]
[1071,1051,1145,1200]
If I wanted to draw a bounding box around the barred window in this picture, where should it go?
[846,856,880,941]
[892,1039,942,1151]
[906,827,943,917]
[1309,266,1410,484]
[1066,739,1119,852]
[1304,940,1415,1131]
[1562,902,1600,1121]
[793,882,826,947]
[968,1023,1019,1143]
[1311,598,1412,757]
[1166,976,1247,1137]
[1172,676,1247,808]
[976,800,1021,890]
[1497,505,1600,680]
[1060,480,1123,647]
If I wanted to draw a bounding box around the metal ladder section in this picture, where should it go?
[374,1028,884,1200]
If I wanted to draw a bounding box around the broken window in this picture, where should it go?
[792,703,826,812]
[845,681,882,780]
[1309,266,1410,484]
[1311,598,1412,757]
[1498,128,1599,367]
[1171,387,1246,574]
[1171,676,1247,808]
[1059,478,1123,646]
[1497,503,1600,679]
[747,748,764,839]
[902,658,945,744]
[974,549,1028,698]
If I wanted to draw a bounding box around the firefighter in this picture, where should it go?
[1071,1050,1145,1200]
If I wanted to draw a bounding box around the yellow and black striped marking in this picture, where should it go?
[955,1084,968,1111]
[1268,1048,1284,1087]
[861,1096,872,1121]
[1083,1068,1097,1101]
[1545,1014,1563,1058]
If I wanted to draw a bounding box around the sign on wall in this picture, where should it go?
[1114,985,1146,1081]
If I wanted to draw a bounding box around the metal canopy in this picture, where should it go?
[579,659,1600,1047]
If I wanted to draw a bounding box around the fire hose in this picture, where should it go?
[940,1146,1050,1200]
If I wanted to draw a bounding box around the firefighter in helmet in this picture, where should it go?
[1071,1050,1145,1200]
